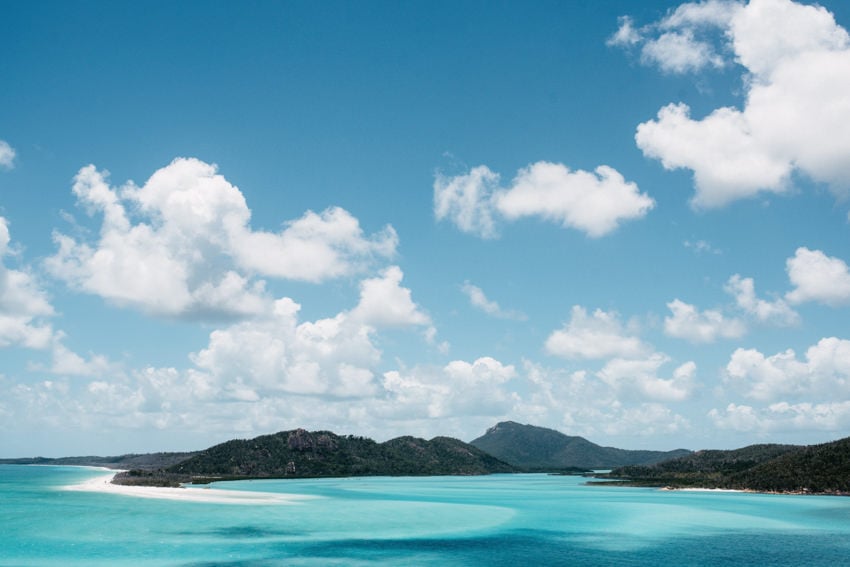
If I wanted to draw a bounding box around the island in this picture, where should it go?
[595,436,850,495]
[112,428,517,487]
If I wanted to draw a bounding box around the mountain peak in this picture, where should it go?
[471,422,690,470]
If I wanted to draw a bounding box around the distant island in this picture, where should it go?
[0,452,197,471]
[596,436,850,495]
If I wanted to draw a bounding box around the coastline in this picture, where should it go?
[661,487,744,493]
[63,471,316,505]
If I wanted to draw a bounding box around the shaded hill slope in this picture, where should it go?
[604,443,800,487]
[470,421,690,470]
[601,437,850,493]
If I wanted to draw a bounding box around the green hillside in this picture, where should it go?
[115,428,515,486]
[601,437,850,494]
[470,421,691,470]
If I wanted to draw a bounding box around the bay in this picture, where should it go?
[2,465,850,566]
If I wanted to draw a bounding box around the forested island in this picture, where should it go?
[597,436,850,494]
[113,428,516,486]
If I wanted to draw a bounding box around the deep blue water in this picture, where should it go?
[2,465,850,566]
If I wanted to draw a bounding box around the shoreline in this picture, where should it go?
[660,487,744,493]
[63,472,316,505]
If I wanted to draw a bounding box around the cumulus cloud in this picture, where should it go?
[434,162,653,238]
[545,306,650,360]
[725,274,799,325]
[664,298,746,343]
[46,158,398,319]
[494,163,655,238]
[622,0,850,208]
[381,357,518,420]
[785,247,850,306]
[597,355,697,402]
[0,217,54,349]
[2,342,698,450]
[191,266,428,400]
[350,266,431,328]
[461,282,526,321]
[710,400,850,433]
[0,140,15,170]
[725,337,850,402]
[0,217,118,378]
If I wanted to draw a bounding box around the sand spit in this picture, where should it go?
[64,472,316,505]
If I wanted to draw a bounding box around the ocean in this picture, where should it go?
[2,465,850,566]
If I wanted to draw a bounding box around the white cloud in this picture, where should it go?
[435,162,653,238]
[660,0,742,29]
[641,30,725,73]
[0,140,15,170]
[190,296,383,399]
[45,336,116,377]
[190,267,429,400]
[709,400,850,433]
[0,217,55,349]
[725,337,850,401]
[607,16,642,47]
[461,281,526,320]
[597,355,697,402]
[636,103,792,208]
[545,306,650,360]
[433,166,500,239]
[610,0,740,74]
[46,158,397,319]
[0,218,118,377]
[786,247,850,306]
[725,274,799,325]
[1,341,699,450]
[601,403,691,436]
[494,163,654,238]
[731,0,849,77]
[381,357,518,420]
[350,266,431,328]
[629,0,850,208]
[664,298,746,343]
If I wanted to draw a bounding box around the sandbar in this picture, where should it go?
[64,472,316,505]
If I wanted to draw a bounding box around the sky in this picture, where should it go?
[2,0,850,457]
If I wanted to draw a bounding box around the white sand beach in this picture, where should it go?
[64,472,316,505]
[667,487,744,493]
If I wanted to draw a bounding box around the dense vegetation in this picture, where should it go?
[600,436,850,494]
[470,421,691,470]
[114,429,516,486]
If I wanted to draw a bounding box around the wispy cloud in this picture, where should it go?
[461,282,526,321]
[0,140,15,170]
[435,162,653,239]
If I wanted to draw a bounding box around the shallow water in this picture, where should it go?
[2,465,850,566]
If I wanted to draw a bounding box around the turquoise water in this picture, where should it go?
[3,466,850,565]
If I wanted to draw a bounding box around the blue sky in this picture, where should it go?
[2,0,850,456]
